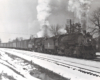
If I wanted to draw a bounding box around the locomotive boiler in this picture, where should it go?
[42,32,96,59]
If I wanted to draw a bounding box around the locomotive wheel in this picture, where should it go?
[68,46,75,57]
[49,50,54,54]
[37,48,40,52]
[57,49,60,55]
[81,50,90,59]
[34,48,37,52]
[40,47,43,52]
[57,49,64,55]
[64,48,72,57]
[74,46,81,58]
[81,47,87,59]
[52,49,57,55]
[64,49,70,56]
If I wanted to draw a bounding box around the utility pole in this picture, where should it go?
[70,19,72,33]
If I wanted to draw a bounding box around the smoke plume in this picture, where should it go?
[37,0,51,26]
[37,0,92,37]
[37,0,70,37]
[68,0,93,30]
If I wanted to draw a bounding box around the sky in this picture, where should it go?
[0,0,100,42]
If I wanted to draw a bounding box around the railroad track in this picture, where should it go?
[2,49,100,78]
[25,54,100,77]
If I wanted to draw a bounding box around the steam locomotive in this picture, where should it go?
[0,30,96,59]
[33,32,96,59]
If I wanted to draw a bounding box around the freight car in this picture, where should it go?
[0,39,31,50]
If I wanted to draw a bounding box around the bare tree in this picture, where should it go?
[49,25,61,36]
[89,7,100,35]
[89,8,100,51]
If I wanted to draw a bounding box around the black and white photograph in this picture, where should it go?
[0,0,100,80]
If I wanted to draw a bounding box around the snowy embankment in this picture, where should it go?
[15,49,100,71]
[0,50,40,80]
[0,49,67,80]
[1,48,100,80]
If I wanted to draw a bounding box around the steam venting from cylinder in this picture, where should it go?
[68,0,93,31]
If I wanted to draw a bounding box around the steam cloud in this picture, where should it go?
[68,0,93,30]
[36,0,93,37]
[36,0,68,37]
[37,0,69,26]
[37,0,51,26]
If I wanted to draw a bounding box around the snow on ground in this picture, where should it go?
[9,48,100,67]
[1,48,100,80]
[0,50,40,80]
[0,49,67,80]
[5,48,100,74]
